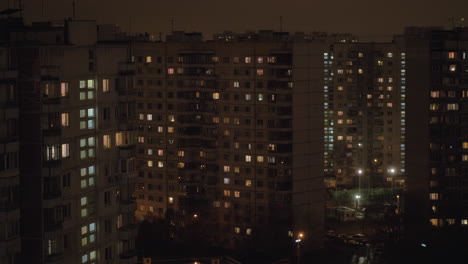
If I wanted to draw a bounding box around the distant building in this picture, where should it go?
[323,41,406,189]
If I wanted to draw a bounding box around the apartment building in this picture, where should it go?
[128,30,326,250]
[324,42,406,189]
[0,46,21,264]
[404,27,468,241]
[1,17,137,264]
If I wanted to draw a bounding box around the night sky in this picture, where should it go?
[3,0,468,41]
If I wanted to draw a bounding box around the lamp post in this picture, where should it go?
[355,194,361,209]
[295,232,304,264]
[357,168,363,198]
[388,167,396,195]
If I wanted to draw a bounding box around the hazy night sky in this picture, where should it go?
[2,0,468,40]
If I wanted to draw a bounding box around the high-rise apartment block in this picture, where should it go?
[0,46,20,264]
[129,30,326,249]
[1,17,137,264]
[324,42,406,189]
[404,27,468,241]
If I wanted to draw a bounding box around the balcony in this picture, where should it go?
[40,66,59,80]
[0,237,20,255]
[119,145,136,158]
[120,199,137,214]
[118,224,138,240]
[45,253,63,264]
[119,251,137,264]
[0,70,18,80]
[118,62,136,76]
[118,171,137,184]
[43,128,61,137]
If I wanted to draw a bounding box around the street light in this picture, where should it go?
[296,232,304,264]
[357,169,363,195]
[355,194,361,209]
[388,167,396,193]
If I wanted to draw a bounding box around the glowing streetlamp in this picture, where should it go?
[355,194,361,209]
[388,167,396,193]
[295,232,304,264]
[357,168,363,196]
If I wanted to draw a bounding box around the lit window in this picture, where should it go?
[234,191,240,198]
[60,82,69,97]
[146,56,152,63]
[449,65,457,72]
[233,81,240,88]
[448,52,456,59]
[257,57,263,63]
[337,136,343,141]
[102,79,110,92]
[224,178,230,184]
[61,143,70,158]
[87,80,94,89]
[245,57,251,63]
[103,135,111,149]
[256,69,264,76]
[447,103,459,111]
[358,69,363,74]
[223,166,230,172]
[158,161,164,168]
[257,156,264,162]
[430,104,439,111]
[234,227,240,233]
[337,111,344,116]
[246,228,252,235]
[429,193,439,200]
[223,190,230,196]
[377,60,383,66]
[245,94,252,100]
[245,180,252,187]
[213,93,220,100]
[337,69,344,74]
[245,155,252,162]
[387,52,393,58]
[61,113,69,127]
[337,86,344,91]
[158,149,164,156]
[168,197,174,204]
[147,161,153,167]
[462,155,468,162]
[147,114,153,121]
[167,68,174,74]
[462,142,468,149]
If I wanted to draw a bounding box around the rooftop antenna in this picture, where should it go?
[280,16,283,32]
[72,0,76,19]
